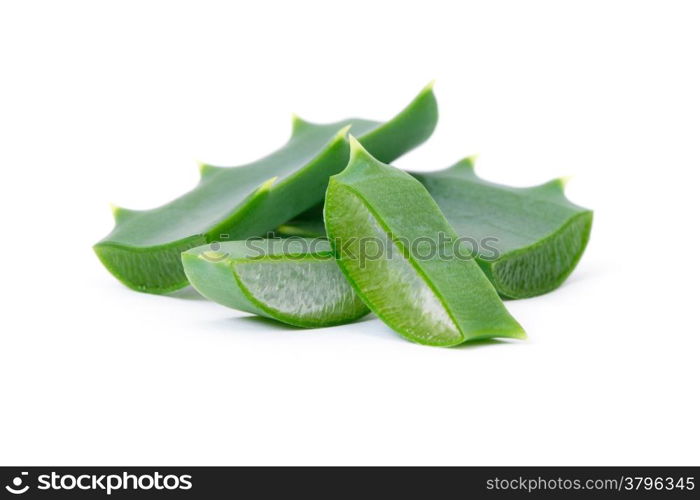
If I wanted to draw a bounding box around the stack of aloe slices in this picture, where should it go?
[95,84,592,347]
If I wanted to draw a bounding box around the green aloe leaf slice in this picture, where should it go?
[412,158,592,298]
[94,84,438,294]
[182,239,369,328]
[324,138,525,347]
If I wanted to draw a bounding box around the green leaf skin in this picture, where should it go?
[324,138,525,347]
[182,239,369,328]
[94,84,438,294]
[411,158,593,299]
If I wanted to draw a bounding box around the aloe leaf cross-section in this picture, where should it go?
[324,138,526,347]
[412,158,592,299]
[182,239,369,328]
[94,84,438,294]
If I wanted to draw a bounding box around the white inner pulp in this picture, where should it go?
[336,189,461,343]
[235,258,362,321]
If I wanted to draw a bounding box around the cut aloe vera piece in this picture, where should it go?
[94,84,438,294]
[182,239,368,327]
[324,138,525,347]
[412,158,592,298]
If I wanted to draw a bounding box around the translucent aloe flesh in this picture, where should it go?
[412,159,593,298]
[94,85,438,294]
[182,239,368,327]
[324,138,525,346]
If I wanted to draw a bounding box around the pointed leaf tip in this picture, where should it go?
[347,134,361,148]
[291,113,313,134]
[545,176,571,191]
[110,204,142,223]
[348,134,371,161]
[445,156,477,175]
[335,124,352,139]
[529,177,570,196]
[199,163,224,178]
[456,155,477,170]
[258,176,278,192]
[558,175,573,189]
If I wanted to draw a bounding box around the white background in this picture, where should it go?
[1,1,698,465]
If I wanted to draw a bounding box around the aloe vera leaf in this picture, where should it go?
[324,138,525,347]
[411,158,593,299]
[182,239,369,327]
[94,84,438,294]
